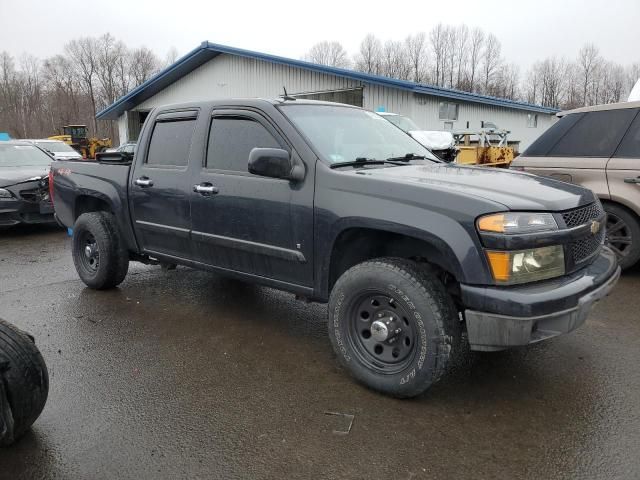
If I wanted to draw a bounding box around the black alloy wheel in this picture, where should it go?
[348,292,418,374]
[77,230,100,274]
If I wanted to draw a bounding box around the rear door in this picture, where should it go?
[516,109,637,199]
[130,110,198,259]
[608,109,640,214]
[189,108,314,287]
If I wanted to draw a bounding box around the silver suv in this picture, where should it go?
[512,101,640,269]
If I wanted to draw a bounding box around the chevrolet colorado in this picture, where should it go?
[51,99,620,397]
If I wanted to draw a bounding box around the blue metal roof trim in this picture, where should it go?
[97,41,559,120]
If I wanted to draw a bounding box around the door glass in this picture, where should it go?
[146,119,196,166]
[524,113,584,156]
[614,110,640,158]
[206,117,280,172]
[549,109,637,158]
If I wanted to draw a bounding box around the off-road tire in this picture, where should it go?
[0,319,49,447]
[327,257,461,398]
[72,212,129,289]
[604,203,640,270]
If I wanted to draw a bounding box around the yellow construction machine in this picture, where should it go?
[49,125,111,159]
[453,126,517,168]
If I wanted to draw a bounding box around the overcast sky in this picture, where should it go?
[1,0,638,71]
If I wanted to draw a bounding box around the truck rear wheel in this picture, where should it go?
[327,258,460,398]
[72,212,129,289]
[0,319,49,447]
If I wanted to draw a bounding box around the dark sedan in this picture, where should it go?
[0,141,55,227]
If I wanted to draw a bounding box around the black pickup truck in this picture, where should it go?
[51,99,620,397]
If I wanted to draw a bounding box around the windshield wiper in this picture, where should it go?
[330,157,406,169]
[385,153,428,162]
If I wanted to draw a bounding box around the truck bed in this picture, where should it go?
[51,159,138,252]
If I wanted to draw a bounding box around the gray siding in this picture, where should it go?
[120,53,554,149]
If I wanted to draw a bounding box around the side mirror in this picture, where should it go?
[248,148,303,181]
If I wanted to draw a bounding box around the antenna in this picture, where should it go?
[281,86,296,101]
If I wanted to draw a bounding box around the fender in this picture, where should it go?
[314,214,491,300]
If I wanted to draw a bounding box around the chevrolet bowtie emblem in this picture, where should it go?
[590,220,601,234]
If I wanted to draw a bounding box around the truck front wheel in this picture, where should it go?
[328,258,460,398]
[72,212,129,289]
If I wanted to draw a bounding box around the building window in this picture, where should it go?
[527,114,538,128]
[439,102,459,120]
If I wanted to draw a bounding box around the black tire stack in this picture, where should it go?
[0,319,49,447]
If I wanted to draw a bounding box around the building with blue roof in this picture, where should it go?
[98,41,558,150]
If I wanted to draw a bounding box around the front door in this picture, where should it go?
[189,109,314,287]
[130,110,198,259]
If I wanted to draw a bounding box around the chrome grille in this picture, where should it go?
[561,202,604,228]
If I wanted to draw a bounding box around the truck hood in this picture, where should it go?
[0,166,50,188]
[355,163,594,211]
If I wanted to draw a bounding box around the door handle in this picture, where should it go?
[193,184,219,195]
[623,177,640,184]
[135,177,153,187]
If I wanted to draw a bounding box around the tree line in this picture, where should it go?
[2,27,637,142]
[0,33,175,141]
[304,25,639,110]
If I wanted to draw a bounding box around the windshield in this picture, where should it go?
[281,104,438,164]
[35,141,77,153]
[382,114,420,133]
[0,144,53,167]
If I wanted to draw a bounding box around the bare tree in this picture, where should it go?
[492,62,520,100]
[304,41,350,68]
[165,47,179,66]
[66,37,100,134]
[577,44,600,106]
[405,32,428,83]
[482,33,502,94]
[354,34,382,75]
[454,25,469,89]
[381,40,411,80]
[429,23,447,87]
[533,57,568,107]
[467,27,484,92]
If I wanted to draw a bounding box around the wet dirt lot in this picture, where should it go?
[0,225,639,480]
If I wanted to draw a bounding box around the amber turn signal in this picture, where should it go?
[477,214,506,233]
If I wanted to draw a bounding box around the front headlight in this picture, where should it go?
[486,245,565,285]
[477,212,558,234]
[0,188,13,200]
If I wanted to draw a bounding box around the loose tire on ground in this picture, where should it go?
[72,212,129,289]
[0,319,49,447]
[327,257,461,398]
[604,203,640,270]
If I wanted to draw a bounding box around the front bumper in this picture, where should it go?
[0,199,54,227]
[460,247,620,351]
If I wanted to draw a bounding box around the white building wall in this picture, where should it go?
[362,86,556,150]
[136,54,363,111]
[121,53,554,150]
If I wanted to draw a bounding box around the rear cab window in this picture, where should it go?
[146,115,197,167]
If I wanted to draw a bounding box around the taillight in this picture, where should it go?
[48,168,54,205]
